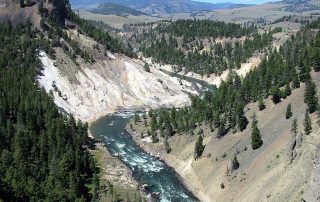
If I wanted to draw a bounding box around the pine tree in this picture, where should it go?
[286,103,293,119]
[134,112,140,125]
[151,131,159,143]
[292,69,300,89]
[236,102,248,131]
[231,154,240,171]
[164,138,171,154]
[144,63,150,72]
[164,121,173,137]
[304,110,312,135]
[258,95,265,111]
[318,106,320,127]
[271,86,281,104]
[251,114,263,150]
[314,57,320,72]
[92,171,100,200]
[194,135,205,160]
[285,84,292,97]
[304,80,319,113]
[150,114,157,133]
[217,121,226,138]
[291,118,298,136]
[299,64,311,83]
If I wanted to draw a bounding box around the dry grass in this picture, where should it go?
[77,10,161,29]
[130,72,320,202]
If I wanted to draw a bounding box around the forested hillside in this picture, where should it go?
[0,21,99,201]
[134,19,281,75]
[142,17,320,152]
[0,0,138,200]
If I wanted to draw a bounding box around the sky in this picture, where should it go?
[193,0,280,4]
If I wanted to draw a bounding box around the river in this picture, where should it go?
[90,111,198,202]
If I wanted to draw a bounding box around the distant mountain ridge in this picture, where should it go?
[91,3,147,16]
[70,0,252,15]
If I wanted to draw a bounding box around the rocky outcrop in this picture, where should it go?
[49,0,70,27]
[0,0,70,27]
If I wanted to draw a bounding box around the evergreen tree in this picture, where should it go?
[258,95,266,111]
[151,131,159,143]
[164,121,173,137]
[194,135,205,160]
[299,65,311,83]
[284,84,292,97]
[286,103,293,119]
[291,118,298,136]
[217,121,226,138]
[304,80,319,113]
[150,114,157,133]
[231,154,240,171]
[144,63,150,72]
[271,86,282,104]
[314,57,320,72]
[251,114,263,150]
[304,110,312,135]
[164,138,171,154]
[236,102,248,131]
[292,70,300,89]
[318,106,320,127]
[134,112,140,125]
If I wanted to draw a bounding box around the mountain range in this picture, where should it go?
[70,0,252,15]
[91,3,147,16]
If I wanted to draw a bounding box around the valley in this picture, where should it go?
[0,0,320,202]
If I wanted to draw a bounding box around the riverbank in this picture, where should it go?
[88,131,142,201]
[125,124,210,202]
[91,113,199,201]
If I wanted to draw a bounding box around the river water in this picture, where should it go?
[90,111,198,202]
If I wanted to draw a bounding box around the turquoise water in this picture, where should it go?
[90,112,198,202]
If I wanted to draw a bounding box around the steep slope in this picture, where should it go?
[34,11,197,122]
[130,67,320,202]
[128,17,320,202]
[0,1,100,201]
[0,1,197,200]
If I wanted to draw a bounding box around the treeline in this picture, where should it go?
[140,28,278,75]
[143,17,320,153]
[158,19,256,41]
[67,11,136,58]
[0,22,98,201]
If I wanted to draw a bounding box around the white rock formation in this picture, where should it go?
[38,51,197,122]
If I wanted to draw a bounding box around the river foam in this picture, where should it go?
[90,114,197,201]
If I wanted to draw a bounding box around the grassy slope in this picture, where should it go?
[130,71,320,201]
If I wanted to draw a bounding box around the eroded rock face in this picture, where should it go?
[38,51,197,122]
[0,0,70,27]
